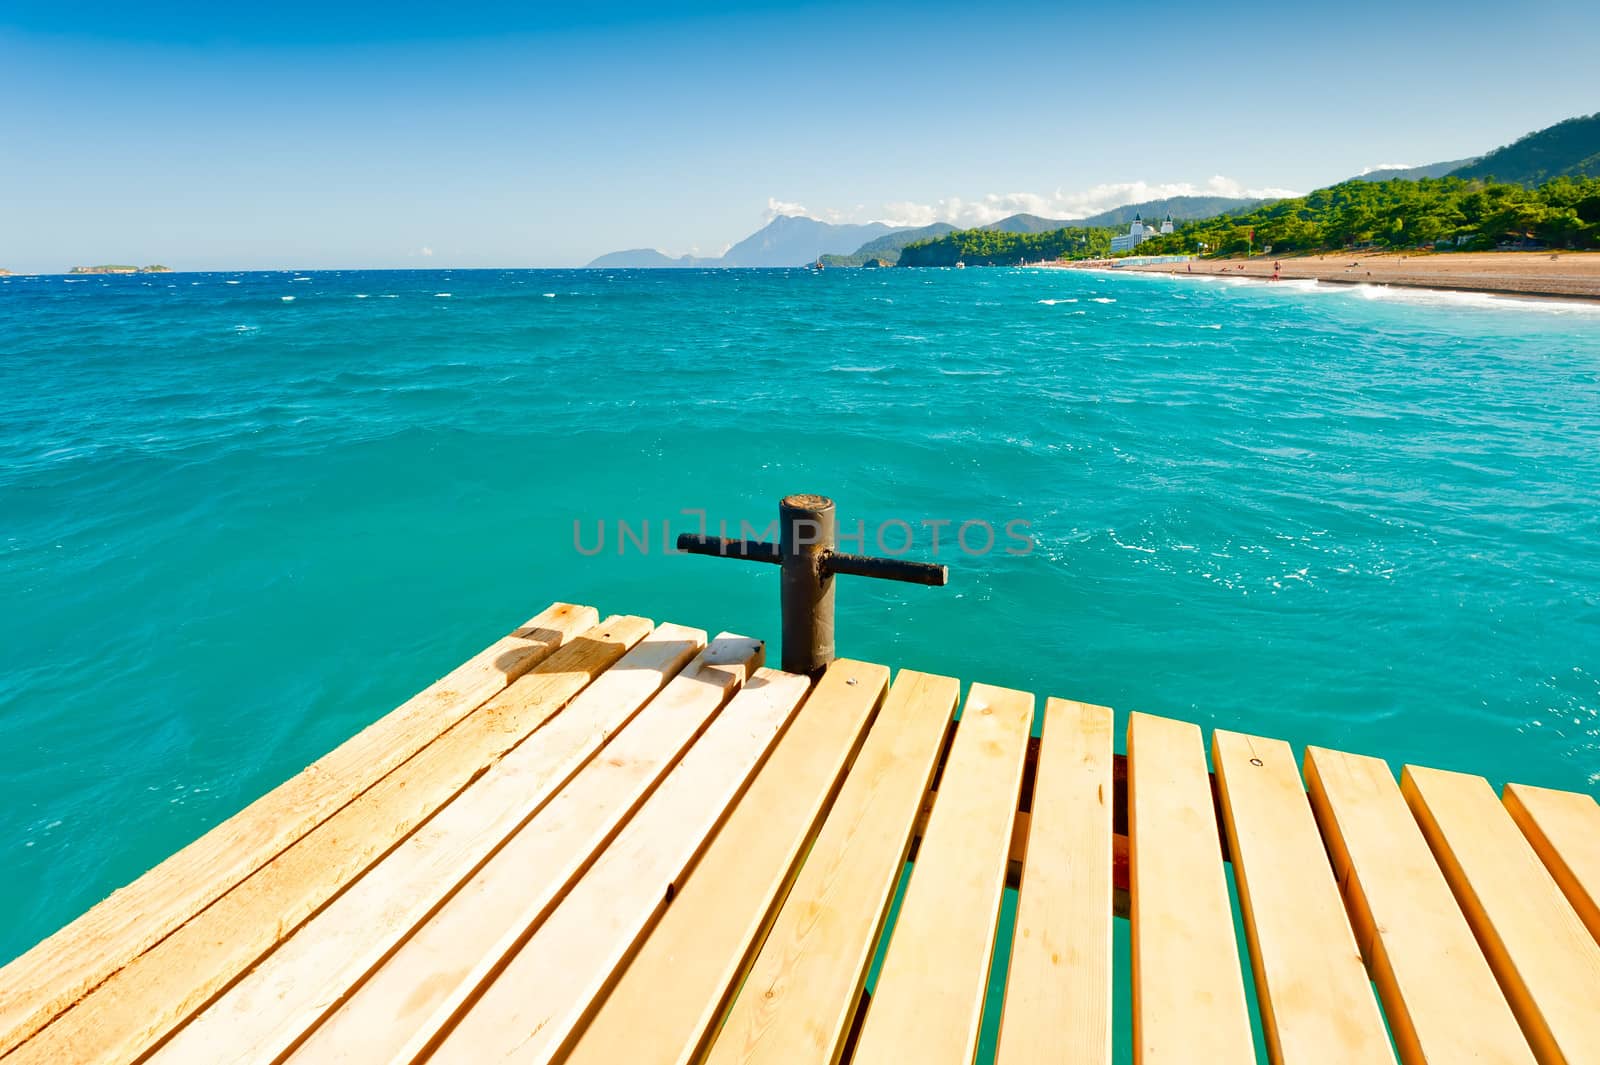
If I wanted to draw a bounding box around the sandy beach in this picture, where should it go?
[1048,251,1600,302]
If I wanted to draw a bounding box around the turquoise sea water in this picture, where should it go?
[3,267,1599,1047]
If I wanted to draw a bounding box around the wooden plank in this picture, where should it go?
[418,667,815,1065]
[702,669,959,1065]
[6,615,649,1065]
[1402,765,1600,1062]
[1212,730,1392,1064]
[151,623,720,1065]
[0,601,595,1058]
[564,659,893,1065]
[994,698,1114,1065]
[1504,782,1600,943]
[849,683,1033,1065]
[282,632,764,1065]
[1128,711,1253,1065]
[1303,747,1533,1065]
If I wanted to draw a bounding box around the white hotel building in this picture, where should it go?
[1110,213,1175,253]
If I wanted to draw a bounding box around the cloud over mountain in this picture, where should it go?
[873,176,1300,229]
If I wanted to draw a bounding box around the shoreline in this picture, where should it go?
[1038,251,1600,305]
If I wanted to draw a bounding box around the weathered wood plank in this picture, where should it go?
[1504,782,1600,944]
[1303,747,1533,1065]
[1128,711,1253,1065]
[0,602,596,1058]
[849,683,1033,1065]
[994,698,1114,1065]
[152,623,718,1065]
[283,632,763,1064]
[703,669,959,1065]
[564,659,892,1065]
[1213,730,1392,1064]
[6,615,649,1065]
[419,668,814,1065]
[1403,765,1600,1062]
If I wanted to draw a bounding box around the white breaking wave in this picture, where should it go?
[1122,268,1600,316]
[1344,283,1600,316]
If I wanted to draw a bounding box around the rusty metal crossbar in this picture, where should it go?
[676,494,948,674]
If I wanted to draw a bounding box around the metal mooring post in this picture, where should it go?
[677,494,949,675]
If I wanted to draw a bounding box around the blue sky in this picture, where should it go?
[2,0,1596,271]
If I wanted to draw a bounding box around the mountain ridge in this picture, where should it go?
[586,112,1600,268]
[720,215,899,267]
[1351,159,1473,183]
[1448,112,1600,185]
[586,216,907,268]
[1342,114,1600,188]
[819,223,958,267]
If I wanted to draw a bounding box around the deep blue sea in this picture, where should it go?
[3,266,1598,1053]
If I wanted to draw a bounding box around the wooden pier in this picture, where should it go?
[3,601,1599,1064]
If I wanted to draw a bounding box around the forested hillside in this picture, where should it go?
[1449,113,1600,185]
[894,176,1600,266]
[898,226,1114,266]
[1122,176,1600,256]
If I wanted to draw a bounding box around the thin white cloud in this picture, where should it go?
[874,176,1299,228]
[763,198,810,221]
[763,197,857,224]
[419,246,435,256]
[1358,162,1415,174]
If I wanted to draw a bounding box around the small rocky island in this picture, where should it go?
[68,264,173,275]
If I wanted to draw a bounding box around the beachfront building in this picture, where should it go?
[1111,213,1176,253]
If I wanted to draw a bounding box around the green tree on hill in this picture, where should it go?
[1118,176,1600,257]
[894,176,1600,267]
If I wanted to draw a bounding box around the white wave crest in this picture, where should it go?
[1344,283,1600,316]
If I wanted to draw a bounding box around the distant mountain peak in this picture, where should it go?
[587,214,909,268]
[585,247,707,269]
[1349,159,1474,183]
